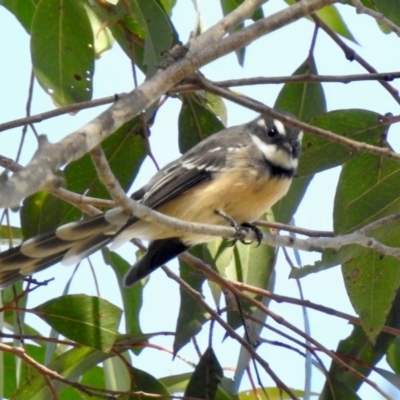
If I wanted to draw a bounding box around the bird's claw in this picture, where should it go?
[215,210,263,247]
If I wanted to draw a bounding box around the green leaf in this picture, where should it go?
[335,153,400,340]
[319,382,361,400]
[285,1,357,43]
[159,0,177,15]
[320,288,400,397]
[127,365,170,397]
[31,0,94,106]
[1,0,39,32]
[0,225,23,241]
[178,93,226,153]
[290,244,360,278]
[3,343,45,399]
[12,345,110,399]
[298,109,385,177]
[34,294,122,351]
[91,0,177,75]
[83,3,114,58]
[127,0,176,75]
[205,238,235,307]
[275,56,327,121]
[343,250,400,342]
[174,246,208,354]
[372,0,400,31]
[316,5,358,43]
[103,355,131,392]
[160,372,192,393]
[184,347,223,400]
[207,236,275,330]
[230,239,274,289]
[59,366,105,399]
[21,189,81,238]
[334,153,400,234]
[387,337,400,374]
[89,1,146,71]
[102,248,144,341]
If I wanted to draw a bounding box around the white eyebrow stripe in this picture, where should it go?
[273,119,286,135]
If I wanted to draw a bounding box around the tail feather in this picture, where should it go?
[21,232,76,258]
[62,234,112,266]
[56,214,114,240]
[0,214,119,288]
[123,238,189,287]
[0,247,66,288]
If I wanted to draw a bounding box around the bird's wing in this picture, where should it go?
[135,126,248,211]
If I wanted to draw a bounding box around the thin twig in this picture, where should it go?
[189,71,400,88]
[352,0,400,36]
[0,94,125,133]
[89,146,133,214]
[231,281,400,338]
[312,14,400,105]
[254,220,334,237]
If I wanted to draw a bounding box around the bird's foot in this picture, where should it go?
[214,210,263,247]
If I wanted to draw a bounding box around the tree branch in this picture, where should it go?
[351,0,400,36]
[203,72,400,86]
[0,0,338,208]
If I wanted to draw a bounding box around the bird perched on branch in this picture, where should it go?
[0,113,302,288]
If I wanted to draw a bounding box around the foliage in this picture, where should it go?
[1,0,400,399]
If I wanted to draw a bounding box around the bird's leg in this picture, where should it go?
[214,210,263,247]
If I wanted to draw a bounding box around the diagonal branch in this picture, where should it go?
[0,0,339,208]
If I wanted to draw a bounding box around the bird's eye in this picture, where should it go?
[267,128,277,137]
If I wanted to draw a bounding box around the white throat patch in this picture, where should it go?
[251,134,298,169]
